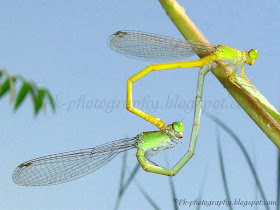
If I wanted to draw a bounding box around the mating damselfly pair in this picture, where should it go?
[13,31,258,186]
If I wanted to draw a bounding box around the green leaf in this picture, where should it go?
[35,88,45,115]
[8,76,16,104]
[0,71,3,88]
[28,83,37,108]
[0,71,55,115]
[0,76,16,99]
[14,82,30,111]
[42,88,56,112]
[0,78,10,98]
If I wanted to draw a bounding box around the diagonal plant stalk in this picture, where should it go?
[159,0,280,148]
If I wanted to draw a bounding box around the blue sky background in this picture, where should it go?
[0,0,279,209]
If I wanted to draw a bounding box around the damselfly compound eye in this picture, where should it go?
[249,49,258,59]
[173,122,184,133]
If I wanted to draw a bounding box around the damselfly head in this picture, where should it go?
[246,49,259,65]
[166,122,184,140]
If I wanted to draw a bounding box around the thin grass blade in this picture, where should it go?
[119,163,140,196]
[136,183,161,210]
[114,152,128,210]
[206,114,269,210]
[216,127,233,210]
[195,167,208,210]
[169,177,178,210]
[114,163,140,210]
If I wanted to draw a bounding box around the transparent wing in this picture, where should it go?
[108,30,215,62]
[13,137,136,186]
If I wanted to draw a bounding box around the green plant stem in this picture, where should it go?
[159,0,280,148]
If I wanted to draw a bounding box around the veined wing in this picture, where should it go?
[13,137,136,186]
[108,30,215,62]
